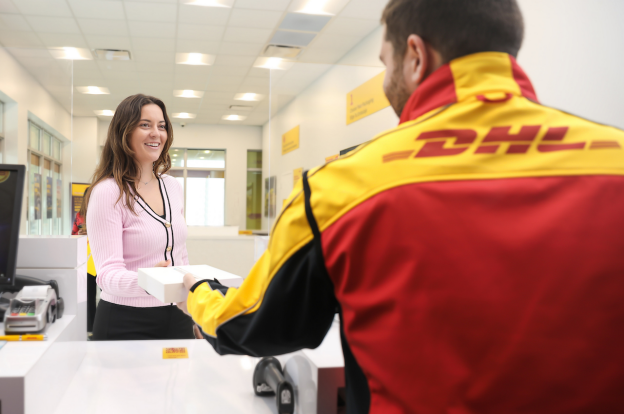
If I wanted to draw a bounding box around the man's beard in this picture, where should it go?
[386,62,412,118]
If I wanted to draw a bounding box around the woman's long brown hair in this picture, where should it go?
[80,94,173,230]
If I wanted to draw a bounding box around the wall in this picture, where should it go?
[263,0,624,228]
[0,46,73,234]
[72,117,99,184]
[96,120,262,229]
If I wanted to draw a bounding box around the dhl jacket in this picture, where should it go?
[187,52,624,414]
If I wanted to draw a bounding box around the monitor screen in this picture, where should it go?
[0,165,25,286]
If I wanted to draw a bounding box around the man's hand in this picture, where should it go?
[176,273,196,316]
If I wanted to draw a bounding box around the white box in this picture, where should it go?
[17,236,87,269]
[137,265,243,303]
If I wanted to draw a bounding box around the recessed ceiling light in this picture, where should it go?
[173,90,204,98]
[93,49,131,61]
[234,93,264,102]
[94,110,114,116]
[172,113,197,119]
[49,47,92,60]
[204,150,211,153]
[222,114,247,121]
[252,57,294,70]
[298,0,333,15]
[183,0,233,7]
[175,53,215,66]
[76,86,110,95]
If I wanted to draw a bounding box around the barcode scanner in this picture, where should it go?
[253,357,295,414]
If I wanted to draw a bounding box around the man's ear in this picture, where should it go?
[403,34,431,91]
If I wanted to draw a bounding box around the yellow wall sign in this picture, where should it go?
[293,167,303,187]
[162,347,188,359]
[346,71,390,125]
[282,125,300,155]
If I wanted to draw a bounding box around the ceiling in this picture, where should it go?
[0,0,388,126]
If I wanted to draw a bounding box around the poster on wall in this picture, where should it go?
[264,176,276,218]
[346,71,390,125]
[282,125,300,155]
[33,173,42,220]
[71,183,90,224]
[56,179,62,218]
[46,176,53,219]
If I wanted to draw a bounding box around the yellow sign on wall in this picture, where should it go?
[282,125,300,155]
[346,71,390,125]
[293,167,303,187]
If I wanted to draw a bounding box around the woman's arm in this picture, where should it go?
[86,182,150,298]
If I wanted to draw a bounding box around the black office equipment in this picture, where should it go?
[0,164,25,287]
[253,357,295,414]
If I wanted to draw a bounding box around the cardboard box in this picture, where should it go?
[137,265,243,303]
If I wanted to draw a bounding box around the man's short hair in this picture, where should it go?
[381,0,524,63]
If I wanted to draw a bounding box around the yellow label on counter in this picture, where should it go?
[163,347,188,359]
[325,154,339,163]
[346,71,390,125]
[282,125,300,155]
[293,167,303,187]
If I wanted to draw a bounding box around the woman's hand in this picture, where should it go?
[154,260,171,267]
[176,273,196,316]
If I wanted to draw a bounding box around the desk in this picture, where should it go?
[54,340,279,414]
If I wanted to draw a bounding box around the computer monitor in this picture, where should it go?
[0,164,26,287]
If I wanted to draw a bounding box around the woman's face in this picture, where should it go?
[129,103,167,166]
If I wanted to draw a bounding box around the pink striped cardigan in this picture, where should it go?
[86,175,189,307]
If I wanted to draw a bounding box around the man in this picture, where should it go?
[180,0,624,412]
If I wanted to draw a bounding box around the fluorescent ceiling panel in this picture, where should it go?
[279,13,332,32]
[175,53,215,65]
[76,86,110,94]
[222,114,247,121]
[253,57,294,70]
[173,89,205,98]
[183,0,234,7]
[172,112,197,118]
[270,31,316,47]
[49,47,92,60]
[94,110,115,116]
[234,93,264,101]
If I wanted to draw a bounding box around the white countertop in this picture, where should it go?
[0,316,75,377]
[54,339,282,414]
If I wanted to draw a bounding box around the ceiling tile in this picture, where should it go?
[72,69,105,80]
[72,60,100,72]
[206,74,245,86]
[339,0,388,20]
[175,39,220,54]
[86,35,133,50]
[239,76,270,87]
[308,33,361,52]
[133,50,175,63]
[13,0,73,17]
[128,22,176,38]
[77,18,129,36]
[245,67,270,78]
[177,24,224,41]
[210,65,250,76]
[236,83,268,94]
[202,91,236,104]
[103,70,139,80]
[132,37,176,52]
[198,103,228,111]
[124,2,177,23]
[26,16,80,34]
[135,62,175,73]
[0,0,19,14]
[97,60,136,72]
[0,14,31,31]
[67,0,126,20]
[4,46,50,58]
[218,41,263,56]
[270,31,316,47]
[204,82,239,93]
[137,71,173,82]
[234,0,291,11]
[38,33,88,48]
[173,77,206,90]
[213,55,254,66]
[298,48,345,64]
[324,17,380,37]
[177,5,230,25]
[278,13,332,32]
[174,64,211,78]
[223,27,271,43]
[227,9,283,30]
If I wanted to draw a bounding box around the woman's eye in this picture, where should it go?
[141,123,149,127]
[159,125,166,129]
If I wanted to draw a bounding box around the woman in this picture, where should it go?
[83,94,194,340]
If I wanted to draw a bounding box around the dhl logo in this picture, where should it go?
[382,126,621,163]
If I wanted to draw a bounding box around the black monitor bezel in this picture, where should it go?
[0,164,26,287]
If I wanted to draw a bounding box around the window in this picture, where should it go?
[246,150,262,230]
[168,148,225,226]
[27,121,63,235]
